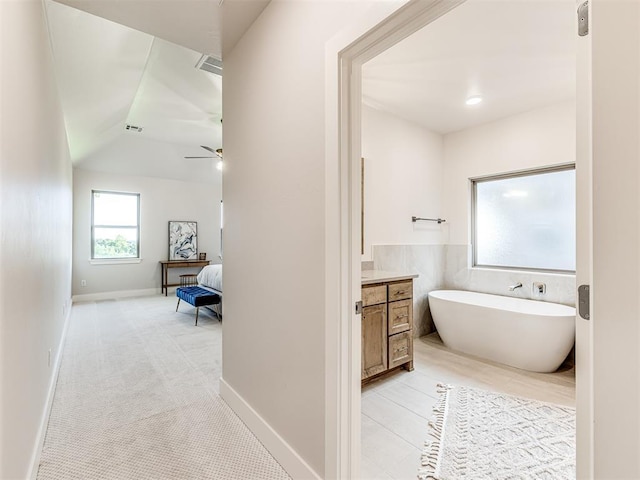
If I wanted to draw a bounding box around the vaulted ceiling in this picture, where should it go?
[46,0,268,182]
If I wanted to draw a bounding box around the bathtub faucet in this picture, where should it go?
[508,282,523,291]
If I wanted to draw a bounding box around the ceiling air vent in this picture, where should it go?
[125,124,143,133]
[196,55,222,76]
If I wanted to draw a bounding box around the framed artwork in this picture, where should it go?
[169,221,198,260]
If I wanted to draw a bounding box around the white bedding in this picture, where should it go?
[197,264,222,293]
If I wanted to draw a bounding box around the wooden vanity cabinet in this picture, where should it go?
[361,279,414,382]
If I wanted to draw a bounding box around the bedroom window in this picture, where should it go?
[472,165,575,273]
[91,190,140,259]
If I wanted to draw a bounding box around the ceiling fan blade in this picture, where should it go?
[200,145,216,154]
[184,156,214,159]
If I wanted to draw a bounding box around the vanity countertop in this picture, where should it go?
[361,270,419,285]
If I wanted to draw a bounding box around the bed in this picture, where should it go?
[197,264,222,318]
[197,264,222,293]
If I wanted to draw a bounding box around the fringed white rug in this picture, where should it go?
[419,384,575,480]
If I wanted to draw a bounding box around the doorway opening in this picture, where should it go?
[337,0,584,477]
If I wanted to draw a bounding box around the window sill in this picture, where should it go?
[90,258,142,265]
[471,266,576,278]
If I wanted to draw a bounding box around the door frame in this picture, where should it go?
[575,0,593,476]
[335,0,590,477]
[335,1,465,477]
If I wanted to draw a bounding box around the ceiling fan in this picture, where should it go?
[184,145,223,159]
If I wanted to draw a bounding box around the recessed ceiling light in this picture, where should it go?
[466,96,483,106]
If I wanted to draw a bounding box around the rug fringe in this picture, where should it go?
[417,384,453,480]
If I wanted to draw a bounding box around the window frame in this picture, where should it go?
[471,163,576,274]
[91,190,141,260]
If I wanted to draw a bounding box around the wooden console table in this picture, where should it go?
[160,260,210,296]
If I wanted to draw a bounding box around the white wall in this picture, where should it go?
[443,100,576,245]
[222,4,333,475]
[591,1,640,476]
[362,104,445,260]
[361,105,446,334]
[73,168,221,297]
[0,1,73,477]
[221,2,404,477]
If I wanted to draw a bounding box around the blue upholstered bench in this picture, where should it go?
[176,286,221,325]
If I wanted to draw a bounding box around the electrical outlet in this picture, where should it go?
[48,349,51,367]
[81,280,87,287]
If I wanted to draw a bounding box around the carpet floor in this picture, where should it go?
[37,295,290,480]
[419,384,575,480]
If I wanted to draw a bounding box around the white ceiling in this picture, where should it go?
[362,0,576,134]
[45,0,269,181]
[127,38,222,149]
[53,0,270,58]
[45,0,237,181]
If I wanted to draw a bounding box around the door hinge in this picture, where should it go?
[578,284,590,320]
[355,300,363,315]
[578,1,589,37]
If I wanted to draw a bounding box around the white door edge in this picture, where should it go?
[575,1,594,478]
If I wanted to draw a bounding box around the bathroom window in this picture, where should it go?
[91,190,140,259]
[472,165,575,272]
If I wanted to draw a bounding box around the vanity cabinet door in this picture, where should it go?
[388,299,412,335]
[361,304,388,380]
[389,331,413,369]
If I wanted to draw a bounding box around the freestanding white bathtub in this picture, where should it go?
[428,290,576,373]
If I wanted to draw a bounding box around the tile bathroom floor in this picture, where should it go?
[360,333,576,480]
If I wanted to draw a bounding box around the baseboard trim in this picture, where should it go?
[72,288,160,302]
[27,297,72,480]
[220,378,321,480]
